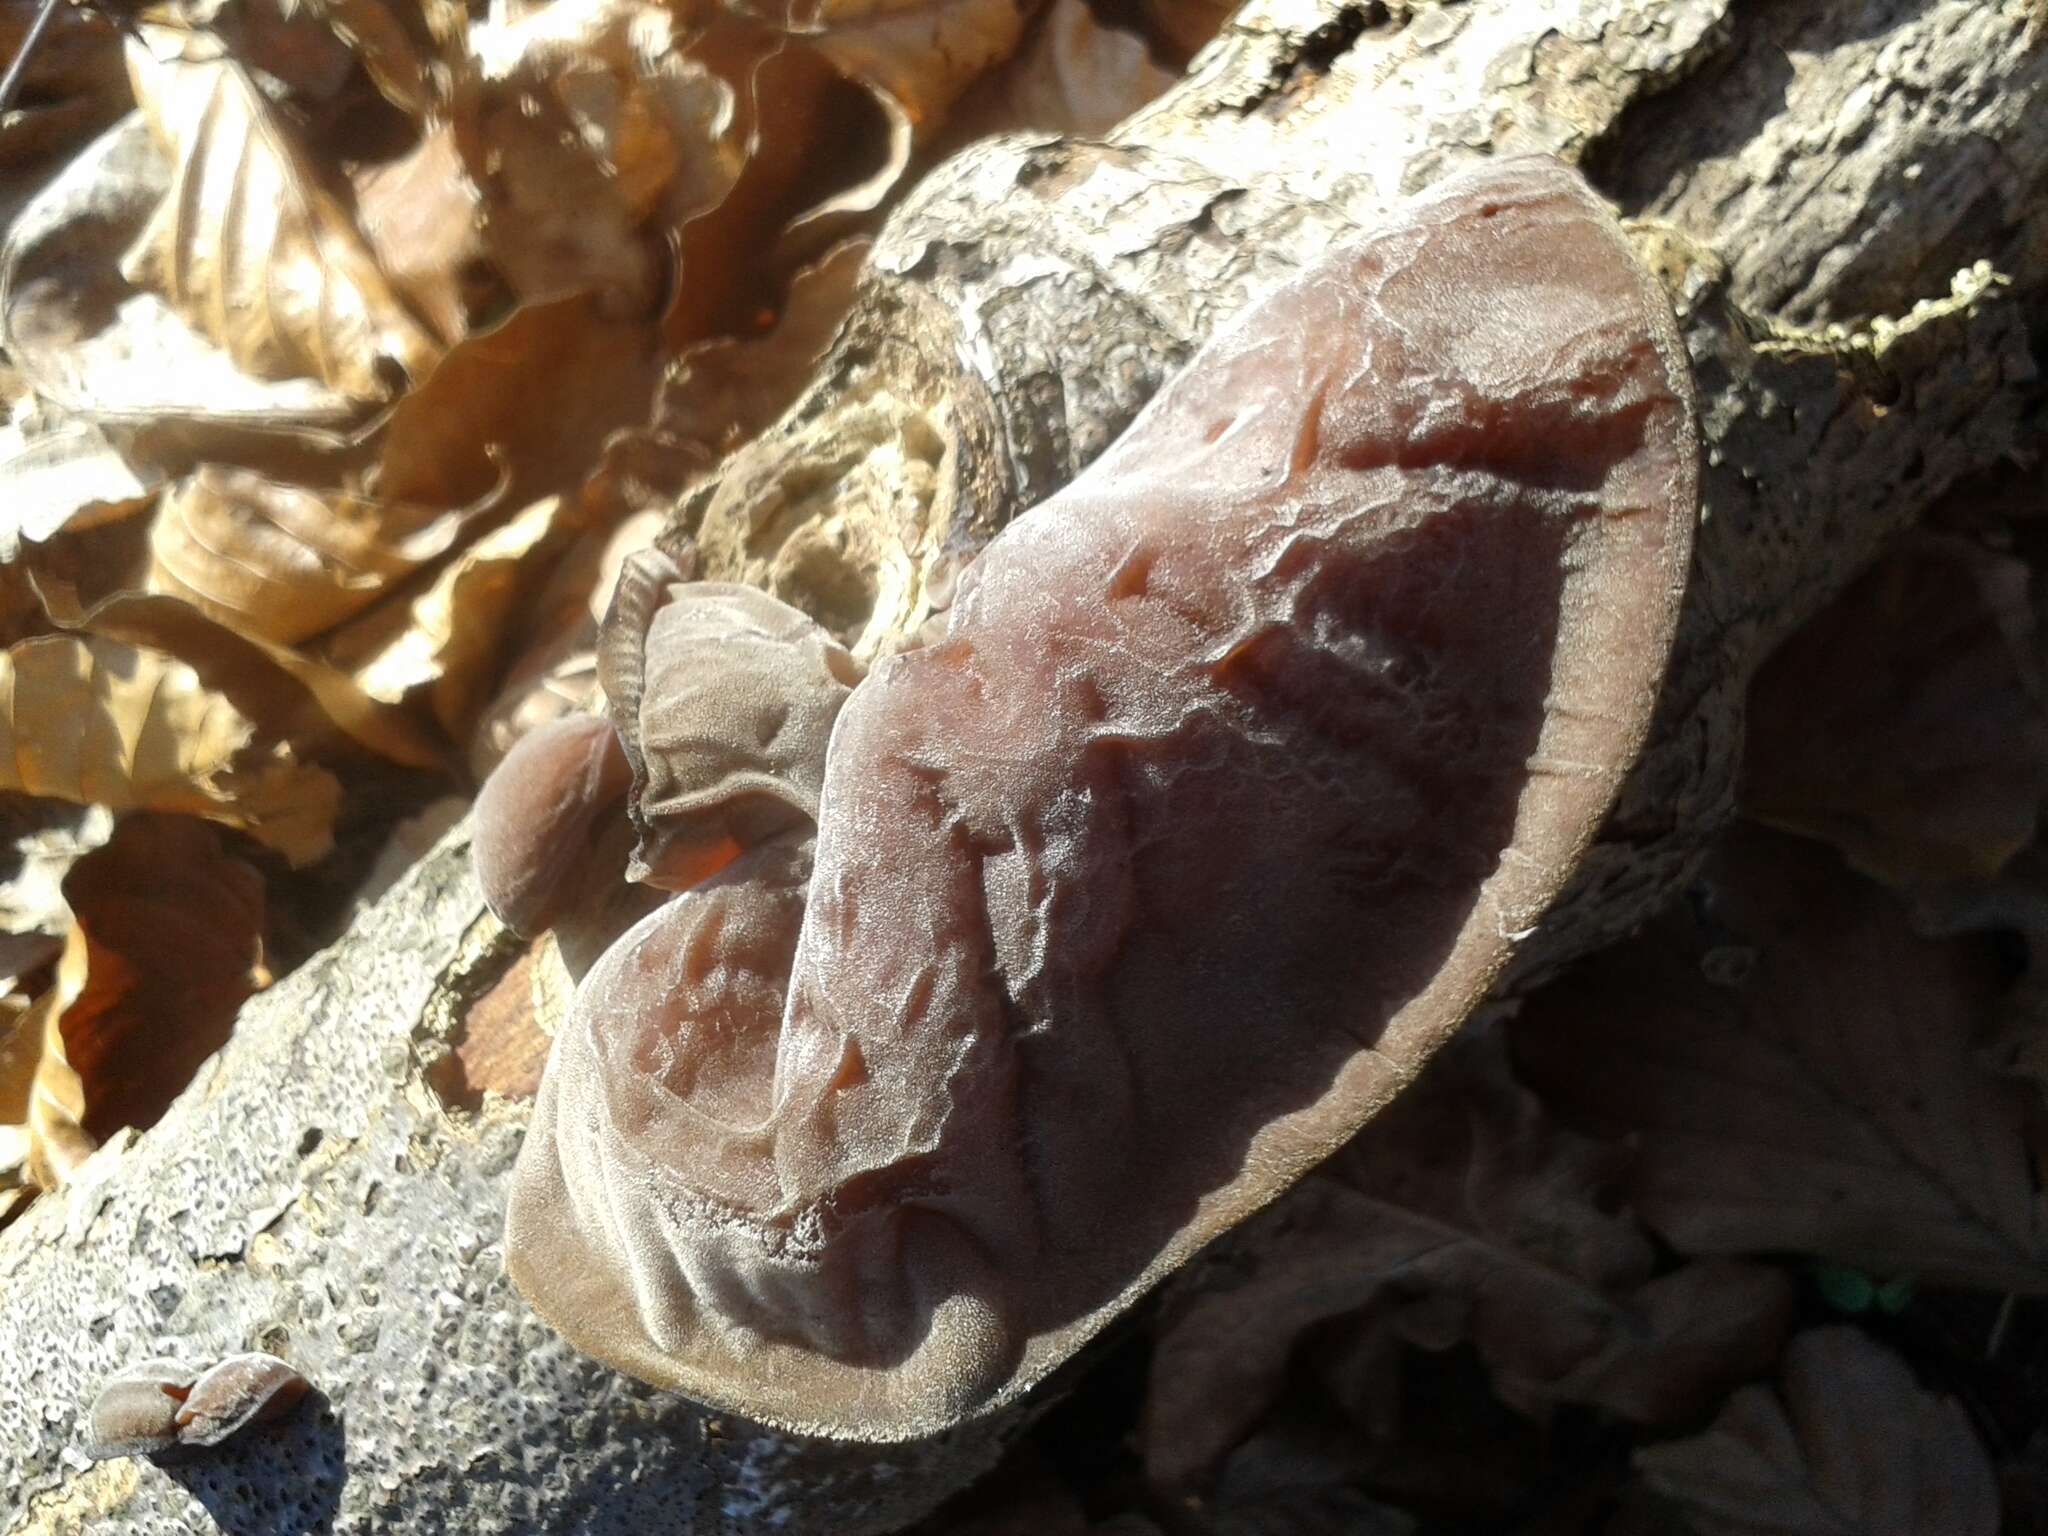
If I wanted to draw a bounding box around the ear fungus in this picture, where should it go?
[505,155,1700,1441]
[599,550,863,891]
[473,712,633,937]
[85,1353,310,1460]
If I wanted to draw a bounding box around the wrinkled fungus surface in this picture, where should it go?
[494,155,1699,1440]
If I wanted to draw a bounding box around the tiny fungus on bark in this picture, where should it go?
[86,1353,311,1460]
[477,155,1699,1441]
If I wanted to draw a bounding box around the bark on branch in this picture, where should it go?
[2,2,2042,1533]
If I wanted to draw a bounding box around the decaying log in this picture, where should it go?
[2,1,2042,1532]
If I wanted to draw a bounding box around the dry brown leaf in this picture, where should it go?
[54,813,267,1146]
[1143,1031,1794,1491]
[0,799,111,983]
[136,0,357,102]
[652,236,867,461]
[788,0,1033,136]
[1743,534,2048,885]
[0,981,44,1183]
[0,416,154,559]
[0,0,132,167]
[12,949,93,1188]
[1137,0,1231,65]
[301,0,434,116]
[0,633,340,863]
[352,123,494,347]
[148,464,500,645]
[1512,828,2048,1293]
[121,34,442,401]
[25,518,456,772]
[467,508,661,775]
[456,0,746,310]
[1635,1327,1999,1536]
[372,290,660,510]
[2,115,368,439]
[1903,847,2048,1105]
[947,0,1176,141]
[318,495,579,740]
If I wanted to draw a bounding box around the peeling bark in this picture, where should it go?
[2,2,2043,1533]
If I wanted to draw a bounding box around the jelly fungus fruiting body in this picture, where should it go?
[496,155,1701,1441]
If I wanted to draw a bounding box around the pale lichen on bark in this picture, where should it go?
[1,2,2043,1533]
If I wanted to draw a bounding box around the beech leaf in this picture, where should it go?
[1511,829,2048,1293]
[1,814,269,1202]
[1634,1327,1999,1536]
[148,464,500,645]
[1743,535,2048,885]
[121,35,443,401]
[1,115,366,437]
[1143,1032,1793,1490]
[53,813,268,1150]
[794,0,1032,135]
[949,0,1177,140]
[456,0,745,309]
[9,951,93,1190]
[0,633,340,863]
[317,494,579,740]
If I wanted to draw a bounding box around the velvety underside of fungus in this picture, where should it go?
[490,154,1700,1441]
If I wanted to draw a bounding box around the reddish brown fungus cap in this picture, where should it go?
[472,712,632,937]
[504,154,1700,1441]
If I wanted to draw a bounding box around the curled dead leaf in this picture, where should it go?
[1512,829,2048,1293]
[1143,1032,1793,1491]
[455,0,746,310]
[25,526,454,772]
[1744,534,2048,885]
[788,0,1033,137]
[298,0,434,116]
[352,123,495,348]
[1,115,368,442]
[1136,0,1232,64]
[0,0,132,167]
[1634,1327,1999,1536]
[121,34,442,400]
[0,633,340,863]
[317,494,580,741]
[14,949,93,1189]
[946,0,1177,141]
[52,813,267,1146]
[0,416,153,561]
[148,464,500,645]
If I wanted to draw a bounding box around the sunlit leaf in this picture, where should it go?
[122,34,443,400]
[148,464,498,645]
[2,116,366,438]
[791,0,1031,135]
[455,0,745,309]
[352,122,493,346]
[0,633,340,863]
[0,416,153,561]
[320,494,579,739]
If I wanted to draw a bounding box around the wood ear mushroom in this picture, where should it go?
[482,154,1700,1442]
[86,1353,310,1460]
